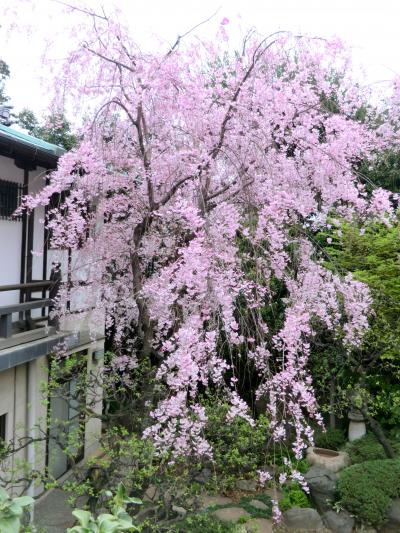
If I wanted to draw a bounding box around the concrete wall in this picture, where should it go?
[0,337,105,495]
[0,364,28,494]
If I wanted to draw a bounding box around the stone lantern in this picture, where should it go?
[348,409,366,442]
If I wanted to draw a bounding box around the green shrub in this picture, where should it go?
[345,433,399,464]
[203,400,269,488]
[338,459,400,526]
[279,483,310,512]
[170,513,243,532]
[314,428,346,451]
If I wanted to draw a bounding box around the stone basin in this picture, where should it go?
[306,446,350,473]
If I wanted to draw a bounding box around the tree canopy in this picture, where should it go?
[22,10,400,477]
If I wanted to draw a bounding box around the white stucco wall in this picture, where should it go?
[0,156,24,183]
[0,221,23,309]
[0,158,50,317]
[27,166,47,318]
[0,157,24,309]
[28,167,46,282]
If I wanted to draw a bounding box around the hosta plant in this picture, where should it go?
[68,484,141,533]
[0,487,34,533]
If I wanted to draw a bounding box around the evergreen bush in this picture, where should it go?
[314,428,346,450]
[338,459,400,526]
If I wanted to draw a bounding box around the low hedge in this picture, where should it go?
[338,458,400,526]
[345,433,400,464]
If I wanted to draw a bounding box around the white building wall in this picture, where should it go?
[28,166,47,282]
[27,166,47,318]
[0,221,22,309]
[0,156,24,183]
[0,157,24,308]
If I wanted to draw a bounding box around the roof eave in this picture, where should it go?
[0,132,62,169]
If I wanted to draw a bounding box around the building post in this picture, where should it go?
[49,263,61,329]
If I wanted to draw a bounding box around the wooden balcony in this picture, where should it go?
[0,279,59,351]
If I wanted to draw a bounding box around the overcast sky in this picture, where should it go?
[2,0,400,118]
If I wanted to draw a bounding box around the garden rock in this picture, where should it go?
[194,467,212,484]
[171,505,187,517]
[199,494,234,509]
[322,509,354,533]
[245,518,273,532]
[236,479,258,492]
[264,487,284,502]
[143,485,159,502]
[249,499,270,511]
[304,466,339,513]
[387,498,400,523]
[380,498,400,532]
[212,506,250,523]
[135,506,157,522]
[283,507,325,531]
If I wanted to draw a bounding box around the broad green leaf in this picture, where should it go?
[126,497,141,505]
[7,503,23,517]
[0,488,9,502]
[0,516,20,533]
[72,509,92,527]
[12,496,34,507]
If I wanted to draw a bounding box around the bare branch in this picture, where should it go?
[51,0,108,20]
[165,7,221,58]
[210,31,287,161]
[157,174,196,208]
[83,43,136,73]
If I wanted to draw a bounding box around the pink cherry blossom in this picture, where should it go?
[18,6,398,462]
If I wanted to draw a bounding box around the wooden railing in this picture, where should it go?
[0,298,51,338]
[0,267,61,348]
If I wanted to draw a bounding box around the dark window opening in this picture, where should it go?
[0,413,7,442]
[47,351,87,479]
[0,179,23,220]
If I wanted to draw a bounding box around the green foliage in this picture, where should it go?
[64,429,158,513]
[279,483,310,512]
[0,59,10,104]
[338,459,400,526]
[345,433,400,464]
[314,428,346,451]
[170,513,243,532]
[17,108,77,150]
[0,487,34,533]
[68,508,137,533]
[68,484,141,532]
[203,399,269,489]
[99,428,158,494]
[358,150,400,193]
[317,220,400,425]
